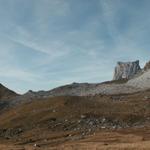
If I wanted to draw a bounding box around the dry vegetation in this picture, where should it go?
[0,90,150,149]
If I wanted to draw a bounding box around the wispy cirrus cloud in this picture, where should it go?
[0,0,150,93]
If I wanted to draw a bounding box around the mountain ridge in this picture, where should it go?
[0,83,19,100]
[1,60,150,149]
[2,60,150,101]
[17,60,148,99]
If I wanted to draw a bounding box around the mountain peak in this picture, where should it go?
[113,60,141,80]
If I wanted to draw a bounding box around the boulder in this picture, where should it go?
[113,60,141,80]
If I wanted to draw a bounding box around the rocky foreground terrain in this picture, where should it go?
[0,60,150,149]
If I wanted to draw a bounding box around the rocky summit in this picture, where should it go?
[113,60,141,80]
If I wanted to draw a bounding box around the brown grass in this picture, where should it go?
[0,90,150,149]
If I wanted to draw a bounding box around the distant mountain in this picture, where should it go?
[6,60,150,103]
[19,60,150,99]
[0,83,18,100]
[19,81,139,100]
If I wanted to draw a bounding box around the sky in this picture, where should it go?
[1,0,150,94]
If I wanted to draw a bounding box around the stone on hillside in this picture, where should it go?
[113,60,141,80]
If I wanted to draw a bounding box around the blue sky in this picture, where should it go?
[0,0,150,93]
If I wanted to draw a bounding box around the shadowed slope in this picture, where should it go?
[0,83,18,100]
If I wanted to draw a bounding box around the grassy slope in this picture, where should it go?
[0,93,149,128]
[0,91,150,149]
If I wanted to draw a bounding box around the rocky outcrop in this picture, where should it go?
[113,60,141,80]
[144,61,150,71]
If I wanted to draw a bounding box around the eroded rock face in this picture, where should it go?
[144,61,150,71]
[113,60,141,80]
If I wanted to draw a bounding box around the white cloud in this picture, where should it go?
[5,26,71,62]
[0,0,150,93]
[0,67,40,83]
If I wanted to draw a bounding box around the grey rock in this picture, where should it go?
[113,60,141,80]
[80,115,86,119]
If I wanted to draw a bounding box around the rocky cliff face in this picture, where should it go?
[144,61,150,71]
[113,60,141,80]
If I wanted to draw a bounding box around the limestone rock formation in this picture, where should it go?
[113,60,141,80]
[144,61,150,71]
